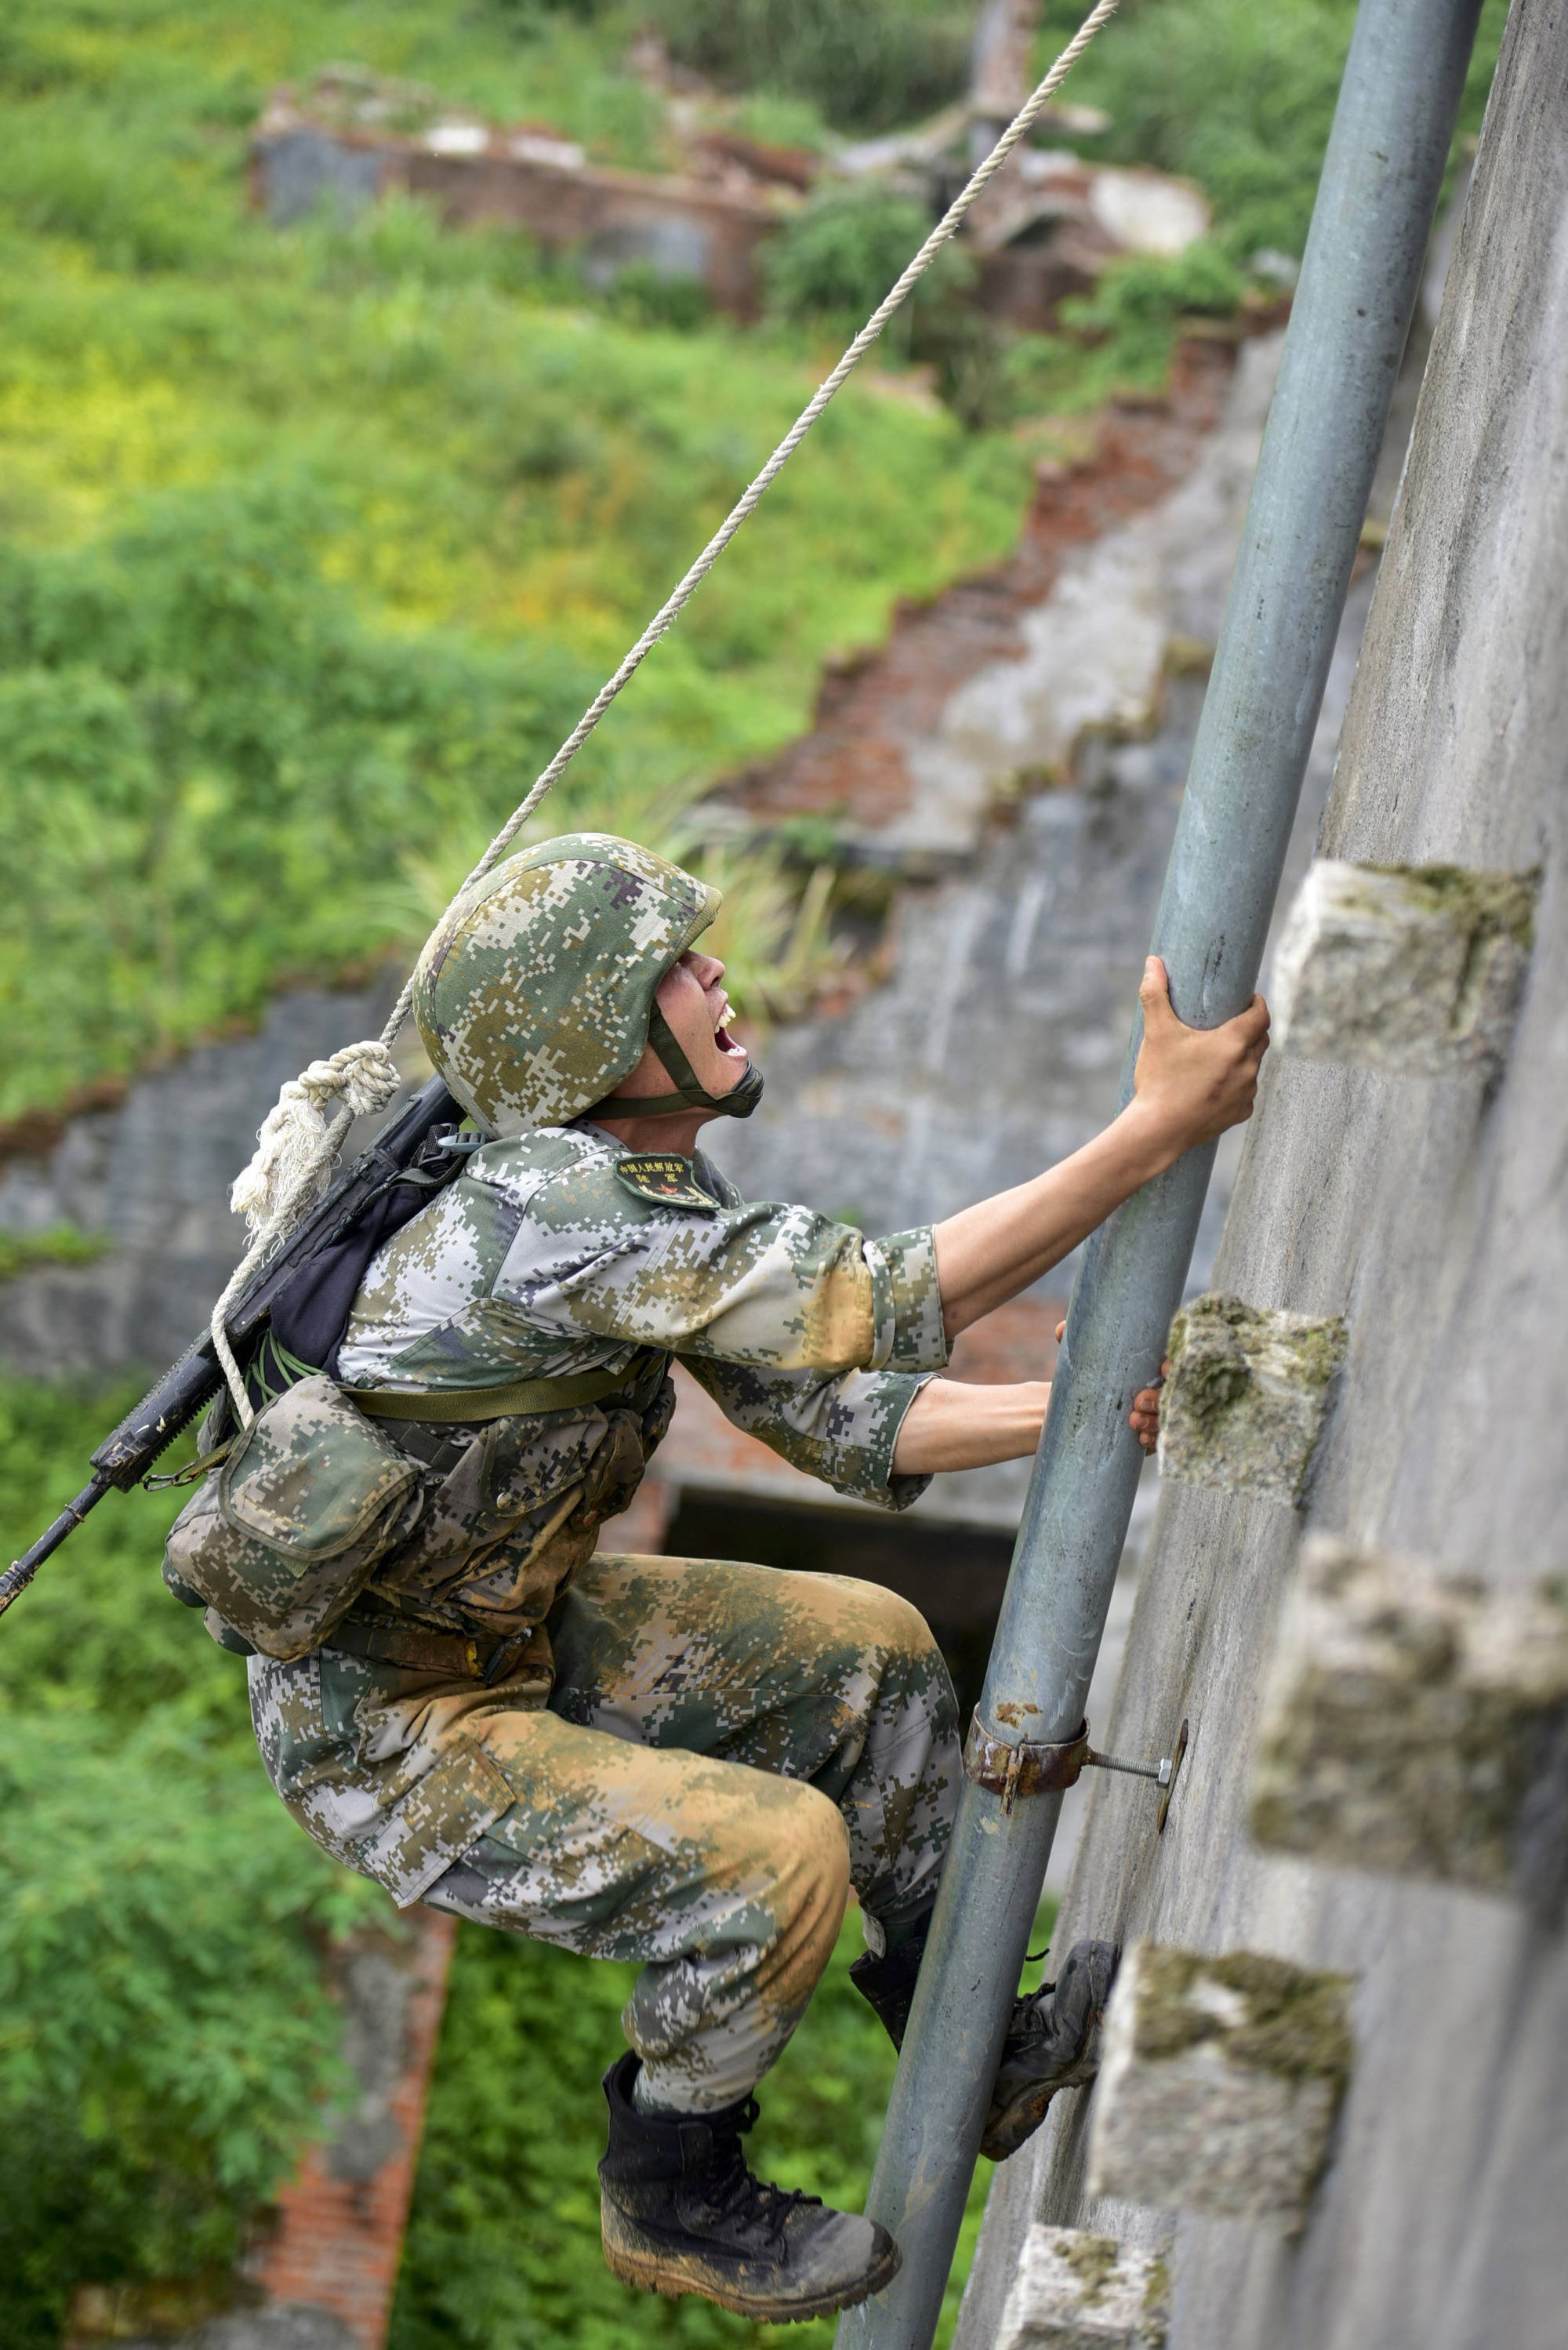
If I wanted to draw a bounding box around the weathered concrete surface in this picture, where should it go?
[716,333,1306,1266]
[1086,1943,1353,2226]
[1157,1295,1346,1504]
[715,340,1241,848]
[1272,859,1537,1077]
[0,978,407,1379]
[1250,1536,1568,1907]
[957,7,1568,2346]
[888,339,1286,858]
[995,2223,1171,2350]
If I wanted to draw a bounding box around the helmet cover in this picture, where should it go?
[412,833,721,1133]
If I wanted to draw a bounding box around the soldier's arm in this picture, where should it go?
[679,1356,941,1511]
[890,1376,1050,1473]
[507,1159,946,1378]
[933,959,1269,1339]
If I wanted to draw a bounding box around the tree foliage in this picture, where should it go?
[0,1378,388,2348]
[390,1898,1040,2350]
[652,0,971,134]
[1034,0,1507,262]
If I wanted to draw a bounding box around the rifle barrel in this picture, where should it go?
[1,1476,111,1616]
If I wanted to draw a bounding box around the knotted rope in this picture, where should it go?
[213,0,1119,1420]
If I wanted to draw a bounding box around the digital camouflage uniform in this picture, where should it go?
[249,1120,964,2110]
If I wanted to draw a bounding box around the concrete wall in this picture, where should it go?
[0,979,404,1381]
[957,3,1568,2344]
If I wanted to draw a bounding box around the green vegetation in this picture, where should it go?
[654,0,972,134]
[0,1226,111,1281]
[0,0,1505,1120]
[0,1,1030,1122]
[1032,0,1505,263]
[0,1378,389,2348]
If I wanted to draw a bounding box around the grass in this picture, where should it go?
[0,0,1505,1119]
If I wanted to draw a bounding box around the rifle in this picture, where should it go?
[0,1075,460,1618]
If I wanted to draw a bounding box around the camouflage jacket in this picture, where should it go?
[334,1123,949,1640]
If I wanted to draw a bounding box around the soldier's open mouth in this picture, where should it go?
[715,1024,746,1059]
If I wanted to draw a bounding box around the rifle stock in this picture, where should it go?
[2,1073,458,1619]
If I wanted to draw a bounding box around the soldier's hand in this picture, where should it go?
[1129,1360,1168,1455]
[1130,958,1269,1153]
[1055,1320,1164,1453]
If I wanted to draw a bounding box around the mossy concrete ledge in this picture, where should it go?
[995,2225,1171,2350]
[1087,1941,1355,2227]
[1157,1293,1346,1503]
[1250,1537,1568,1912]
[1272,858,1539,1077]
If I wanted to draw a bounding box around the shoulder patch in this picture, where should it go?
[614,1153,722,1213]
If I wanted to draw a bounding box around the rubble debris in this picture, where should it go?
[1272,859,1539,1078]
[1250,1536,1568,1913]
[1087,1941,1354,2226]
[252,66,1211,329]
[995,2224,1171,2350]
[252,72,794,320]
[1157,1293,1345,1504]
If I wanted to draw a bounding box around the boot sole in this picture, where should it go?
[980,2047,1102,2163]
[602,2218,902,2320]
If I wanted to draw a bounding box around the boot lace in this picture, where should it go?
[697,2099,823,2243]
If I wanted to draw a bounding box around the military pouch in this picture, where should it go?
[163,1374,422,1662]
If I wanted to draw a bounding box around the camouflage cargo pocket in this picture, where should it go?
[164,1375,422,1662]
[350,1742,517,1907]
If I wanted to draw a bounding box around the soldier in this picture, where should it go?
[241,834,1269,2321]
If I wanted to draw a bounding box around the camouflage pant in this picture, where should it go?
[250,1555,960,2111]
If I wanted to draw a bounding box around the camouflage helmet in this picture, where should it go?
[412,833,759,1134]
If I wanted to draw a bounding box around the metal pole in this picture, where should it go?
[837,3,1482,2343]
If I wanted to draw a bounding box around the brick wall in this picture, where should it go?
[244,1909,456,2350]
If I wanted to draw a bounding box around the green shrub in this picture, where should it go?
[653,0,971,134]
[392,1899,1053,2350]
[1057,242,1247,390]
[0,1715,386,2348]
[1033,0,1508,262]
[765,187,968,332]
[605,261,714,334]
[0,1378,390,2348]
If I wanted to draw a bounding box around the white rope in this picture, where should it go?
[229,1041,405,1236]
[212,0,1119,1419]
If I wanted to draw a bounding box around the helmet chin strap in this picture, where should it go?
[598,1003,764,1122]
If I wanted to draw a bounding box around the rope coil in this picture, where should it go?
[214,0,1120,1419]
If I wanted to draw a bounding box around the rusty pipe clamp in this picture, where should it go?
[963,1709,1189,1829]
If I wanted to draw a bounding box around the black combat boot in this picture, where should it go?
[597,2052,901,2320]
[850,1916,1120,2163]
